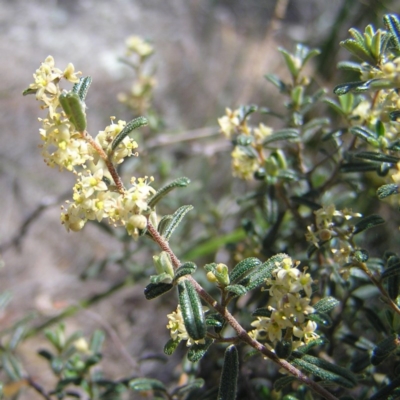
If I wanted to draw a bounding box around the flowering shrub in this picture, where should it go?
[3,11,400,400]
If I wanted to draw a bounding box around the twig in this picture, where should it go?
[146,222,339,400]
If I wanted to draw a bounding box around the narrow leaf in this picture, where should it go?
[292,355,357,388]
[333,81,368,96]
[157,215,173,236]
[225,284,248,297]
[265,74,287,92]
[237,253,288,292]
[355,151,399,164]
[174,262,197,280]
[377,184,399,199]
[262,129,299,145]
[340,162,378,173]
[353,214,385,234]
[337,61,362,72]
[164,205,193,241]
[144,282,174,300]
[164,338,180,356]
[383,14,400,53]
[371,334,399,365]
[178,279,206,340]
[313,297,339,313]
[229,257,262,283]
[59,91,87,132]
[217,345,239,400]
[148,177,191,208]
[111,116,148,151]
[187,337,213,362]
[308,312,332,327]
[129,378,166,392]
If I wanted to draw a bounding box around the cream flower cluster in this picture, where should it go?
[218,108,275,180]
[250,257,318,349]
[306,205,362,266]
[28,57,156,239]
[166,305,208,347]
[28,56,93,171]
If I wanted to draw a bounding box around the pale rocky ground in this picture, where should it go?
[0,0,370,398]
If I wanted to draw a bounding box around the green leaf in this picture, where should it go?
[229,257,262,283]
[59,91,87,131]
[237,253,289,292]
[275,338,292,359]
[72,76,92,102]
[279,47,299,78]
[265,74,287,92]
[205,313,224,329]
[2,353,23,380]
[262,129,299,145]
[349,126,378,146]
[157,215,173,236]
[340,39,375,64]
[144,282,174,300]
[234,134,254,146]
[296,337,327,354]
[163,205,193,241]
[150,272,173,284]
[164,338,180,356]
[333,81,368,96]
[129,378,166,392]
[111,116,148,151]
[148,177,191,208]
[301,47,321,67]
[377,184,399,199]
[352,214,385,234]
[371,334,399,365]
[178,279,206,340]
[187,337,213,362]
[313,297,340,313]
[383,14,400,53]
[323,98,347,116]
[217,345,239,400]
[238,104,258,121]
[37,349,54,361]
[292,355,357,388]
[225,284,247,296]
[355,151,399,164]
[308,312,332,327]
[337,61,362,73]
[340,162,378,173]
[174,262,197,280]
[252,308,272,318]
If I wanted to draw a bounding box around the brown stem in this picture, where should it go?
[358,262,400,315]
[146,222,339,400]
[80,130,125,194]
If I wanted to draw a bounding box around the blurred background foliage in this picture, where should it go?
[0,0,398,398]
